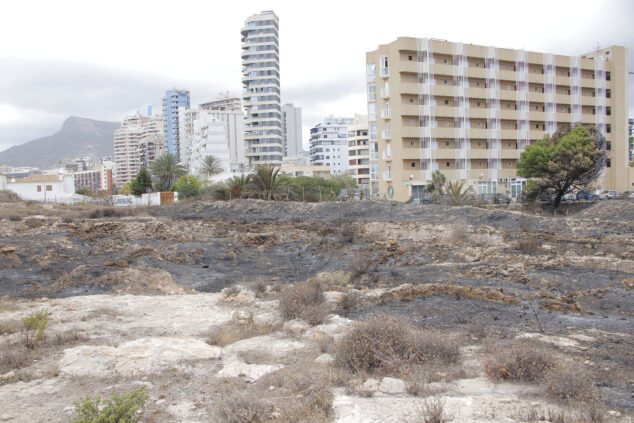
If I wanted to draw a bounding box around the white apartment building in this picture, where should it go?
[347,115,370,193]
[241,11,283,167]
[309,116,354,175]
[183,111,231,177]
[200,96,246,171]
[113,113,163,187]
[282,103,303,157]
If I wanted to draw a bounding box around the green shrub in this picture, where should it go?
[173,175,202,199]
[71,386,148,423]
[23,310,48,349]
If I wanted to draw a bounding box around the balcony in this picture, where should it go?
[382,151,392,161]
[382,171,392,181]
[380,67,389,78]
[381,130,391,140]
[380,110,391,119]
[380,88,390,98]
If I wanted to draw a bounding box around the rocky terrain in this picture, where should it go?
[0,197,632,422]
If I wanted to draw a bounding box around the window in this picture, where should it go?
[477,101,481,107]
[606,124,611,133]
[410,141,416,146]
[444,99,449,105]
[478,162,483,166]
[476,82,481,87]
[446,162,450,167]
[606,89,611,98]
[507,142,512,147]
[37,185,42,192]
[606,142,611,151]
[477,122,482,126]
[445,141,450,146]
[445,121,450,126]
[606,159,611,167]
[46,185,52,191]
[411,162,415,168]
[443,79,448,84]
[408,55,413,61]
[535,105,539,110]
[367,83,376,101]
[506,84,511,89]
[409,98,414,103]
[508,162,513,167]
[475,62,480,67]
[443,58,448,64]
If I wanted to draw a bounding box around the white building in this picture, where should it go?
[113,113,163,187]
[200,96,246,171]
[309,116,354,175]
[282,103,303,157]
[7,174,76,202]
[241,11,283,167]
[185,112,231,177]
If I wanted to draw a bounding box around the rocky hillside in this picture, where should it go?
[0,117,119,168]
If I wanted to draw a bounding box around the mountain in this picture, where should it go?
[0,116,120,168]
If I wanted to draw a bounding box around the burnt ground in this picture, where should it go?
[0,198,633,410]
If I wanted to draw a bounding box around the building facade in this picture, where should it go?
[347,115,370,193]
[200,96,246,171]
[162,89,190,160]
[73,167,113,194]
[113,114,163,187]
[241,11,283,167]
[309,116,354,175]
[7,174,75,202]
[184,111,231,177]
[366,38,632,202]
[282,103,303,157]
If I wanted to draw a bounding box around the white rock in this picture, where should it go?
[0,414,13,421]
[0,371,15,381]
[283,319,310,336]
[216,361,281,382]
[360,378,380,393]
[59,337,221,377]
[608,410,621,417]
[223,335,304,356]
[315,353,334,364]
[378,377,407,395]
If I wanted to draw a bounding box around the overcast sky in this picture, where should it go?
[0,0,632,153]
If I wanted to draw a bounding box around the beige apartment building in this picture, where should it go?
[346,115,370,194]
[366,38,632,202]
[113,114,163,187]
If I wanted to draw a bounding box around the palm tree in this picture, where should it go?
[246,165,282,200]
[445,180,474,206]
[199,155,224,179]
[424,170,446,203]
[225,173,252,199]
[150,153,186,191]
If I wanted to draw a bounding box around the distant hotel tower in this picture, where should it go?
[241,11,282,167]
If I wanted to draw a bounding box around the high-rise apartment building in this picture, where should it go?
[282,103,303,157]
[310,116,354,175]
[200,96,246,171]
[241,11,282,167]
[162,89,190,160]
[367,38,632,202]
[113,114,163,187]
[347,115,370,194]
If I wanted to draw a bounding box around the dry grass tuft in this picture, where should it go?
[24,218,45,229]
[417,397,448,423]
[545,362,602,405]
[215,390,274,423]
[51,328,86,346]
[336,291,365,316]
[518,238,542,254]
[483,339,555,382]
[0,344,30,374]
[85,207,141,219]
[207,313,274,347]
[278,277,328,326]
[7,215,23,222]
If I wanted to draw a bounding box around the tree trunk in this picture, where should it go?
[553,193,563,209]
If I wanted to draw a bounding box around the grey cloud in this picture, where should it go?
[0,58,228,149]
